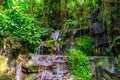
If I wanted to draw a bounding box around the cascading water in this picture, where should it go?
[32,30,72,80]
[38,41,45,55]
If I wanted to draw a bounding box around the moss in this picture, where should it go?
[0,55,8,75]
[24,74,36,80]
[45,40,56,54]
[0,76,11,80]
[75,35,94,55]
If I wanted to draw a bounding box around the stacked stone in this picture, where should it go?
[23,55,73,80]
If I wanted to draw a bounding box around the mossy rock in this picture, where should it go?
[0,75,11,80]
[105,0,120,3]
[22,66,39,73]
[24,74,36,80]
[0,55,8,75]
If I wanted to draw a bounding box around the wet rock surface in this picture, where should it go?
[89,56,118,80]
[0,55,118,80]
[24,54,73,80]
[16,55,118,80]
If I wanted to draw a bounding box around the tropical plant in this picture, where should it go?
[0,0,48,52]
[67,49,91,79]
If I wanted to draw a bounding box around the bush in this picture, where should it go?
[67,49,91,79]
[75,35,94,55]
[0,8,48,52]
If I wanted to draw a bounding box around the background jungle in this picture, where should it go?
[0,0,120,80]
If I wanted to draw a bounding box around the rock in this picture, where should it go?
[0,55,8,75]
[91,22,104,35]
[17,54,73,80]
[24,74,36,80]
[95,56,117,80]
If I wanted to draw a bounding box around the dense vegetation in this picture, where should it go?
[0,0,120,80]
[67,49,91,79]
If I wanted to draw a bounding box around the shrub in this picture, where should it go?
[75,35,94,55]
[0,8,48,52]
[67,49,91,79]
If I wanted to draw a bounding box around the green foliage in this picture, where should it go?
[45,40,54,48]
[0,2,48,52]
[110,36,120,74]
[116,55,120,73]
[59,0,99,41]
[45,40,55,54]
[110,36,120,56]
[67,49,91,79]
[84,0,98,10]
[0,76,11,80]
[75,35,94,55]
[29,0,44,15]
[115,55,120,73]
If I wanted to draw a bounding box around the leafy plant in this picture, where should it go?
[67,49,91,79]
[0,3,48,52]
[116,55,120,73]
[75,35,94,55]
[110,36,120,56]
[114,55,120,74]
[45,40,54,54]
